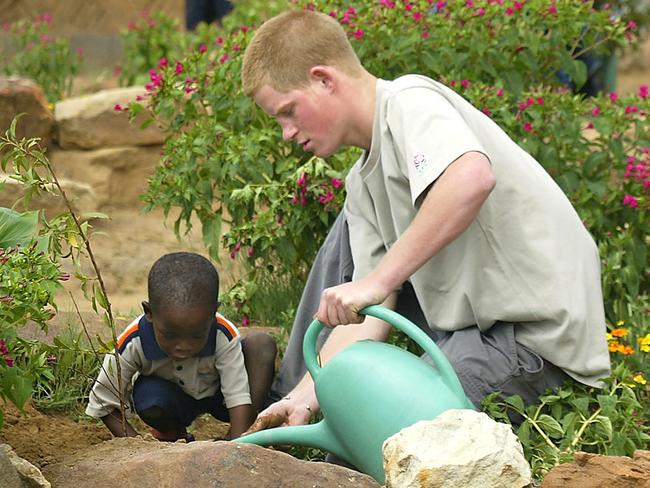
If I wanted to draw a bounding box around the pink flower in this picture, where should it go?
[242,316,250,327]
[465,0,474,7]
[331,178,343,188]
[219,53,229,64]
[379,0,395,8]
[585,122,594,129]
[158,57,168,69]
[0,339,8,355]
[625,105,638,114]
[199,43,207,54]
[482,108,492,117]
[523,122,533,132]
[413,11,423,21]
[37,13,53,24]
[513,1,523,9]
[475,7,485,16]
[639,85,648,99]
[136,95,144,101]
[319,191,335,204]
[347,7,357,15]
[175,62,184,74]
[405,4,413,11]
[290,195,298,205]
[505,7,514,16]
[548,4,557,14]
[114,104,123,111]
[247,247,254,257]
[234,241,242,252]
[297,173,307,187]
[4,356,14,368]
[622,194,638,208]
[536,97,544,105]
[626,21,637,30]
[421,31,430,39]
[354,29,364,39]
[241,25,248,32]
[341,13,351,24]
[436,1,447,9]
[591,107,601,117]
[460,79,470,88]
[609,92,618,103]
[76,47,84,57]
[496,88,504,97]
[215,36,224,45]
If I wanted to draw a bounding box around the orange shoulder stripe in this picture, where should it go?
[216,313,239,338]
[116,318,140,350]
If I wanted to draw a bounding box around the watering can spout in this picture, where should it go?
[237,421,348,462]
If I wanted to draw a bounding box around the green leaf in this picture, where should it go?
[537,414,564,439]
[1,366,33,410]
[0,207,39,248]
[504,395,525,413]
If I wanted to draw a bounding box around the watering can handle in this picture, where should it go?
[303,304,467,400]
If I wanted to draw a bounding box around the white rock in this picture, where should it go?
[383,409,531,488]
[54,87,164,149]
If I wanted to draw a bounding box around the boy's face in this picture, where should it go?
[143,302,214,361]
[254,75,342,158]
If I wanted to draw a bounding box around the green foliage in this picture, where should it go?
[1,14,80,102]
[483,363,650,480]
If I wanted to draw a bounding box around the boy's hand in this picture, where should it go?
[244,396,313,435]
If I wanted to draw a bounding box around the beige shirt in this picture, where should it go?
[85,312,251,418]
[345,75,610,387]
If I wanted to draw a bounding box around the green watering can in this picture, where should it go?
[237,305,475,483]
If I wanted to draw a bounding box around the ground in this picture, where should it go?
[1,37,649,471]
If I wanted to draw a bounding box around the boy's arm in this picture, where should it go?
[101,409,139,437]
[225,404,255,439]
[317,151,495,326]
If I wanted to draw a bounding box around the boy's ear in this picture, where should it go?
[142,301,153,321]
[309,65,335,91]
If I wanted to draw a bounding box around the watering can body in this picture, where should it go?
[237,305,475,483]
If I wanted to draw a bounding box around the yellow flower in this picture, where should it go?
[616,320,625,326]
[606,332,612,341]
[611,328,628,338]
[608,340,621,352]
[633,374,647,385]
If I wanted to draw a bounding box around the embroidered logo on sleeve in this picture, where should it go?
[413,153,428,174]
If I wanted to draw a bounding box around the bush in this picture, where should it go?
[1,14,80,102]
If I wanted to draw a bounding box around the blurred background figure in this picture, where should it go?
[185,0,233,31]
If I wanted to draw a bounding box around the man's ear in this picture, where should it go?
[142,301,153,321]
[309,65,336,92]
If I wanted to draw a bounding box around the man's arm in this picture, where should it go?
[317,151,495,326]
[245,294,396,433]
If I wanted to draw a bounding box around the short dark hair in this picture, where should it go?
[148,252,219,313]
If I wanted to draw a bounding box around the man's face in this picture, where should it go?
[254,79,341,158]
[147,304,214,361]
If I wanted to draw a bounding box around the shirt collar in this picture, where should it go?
[138,315,218,360]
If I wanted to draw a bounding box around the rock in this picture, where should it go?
[382,409,531,488]
[42,437,380,488]
[48,145,162,208]
[0,173,97,216]
[0,444,51,488]
[0,77,54,147]
[54,87,165,149]
[540,450,650,488]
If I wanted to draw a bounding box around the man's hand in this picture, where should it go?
[317,275,391,327]
[244,396,314,435]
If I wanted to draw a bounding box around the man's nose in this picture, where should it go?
[281,122,297,141]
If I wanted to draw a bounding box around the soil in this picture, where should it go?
[1,35,649,474]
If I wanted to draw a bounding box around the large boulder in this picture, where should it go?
[47,145,162,208]
[54,87,165,149]
[540,450,650,488]
[0,77,54,147]
[42,437,380,488]
[382,409,531,488]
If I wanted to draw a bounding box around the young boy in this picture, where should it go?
[85,252,276,441]
[241,10,610,434]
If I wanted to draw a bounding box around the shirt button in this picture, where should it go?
[176,365,183,371]
[179,380,185,385]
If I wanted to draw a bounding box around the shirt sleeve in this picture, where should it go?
[85,343,139,418]
[386,86,487,206]
[214,332,252,409]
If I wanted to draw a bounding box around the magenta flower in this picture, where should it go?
[247,247,254,258]
[523,122,533,132]
[354,29,364,39]
[215,36,224,45]
[234,241,242,252]
[460,80,470,89]
[505,7,514,16]
[331,178,343,189]
[622,194,639,209]
[549,4,557,14]
[199,43,207,54]
[496,88,504,97]
[319,191,335,204]
[625,105,638,114]
[536,97,544,105]
[241,25,248,32]
[4,356,14,368]
[413,11,423,21]
[0,339,8,355]
[436,1,447,9]
[513,1,523,9]
[297,173,307,187]
[347,6,357,15]
[421,31,430,39]
[341,13,351,24]
[114,104,122,111]
[627,21,637,30]
[242,316,250,327]
[158,57,168,69]
[175,62,184,74]
[379,0,395,8]
[609,92,619,103]
[639,85,648,99]
[290,195,298,205]
[475,7,485,16]
[591,107,601,117]
[219,53,229,64]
